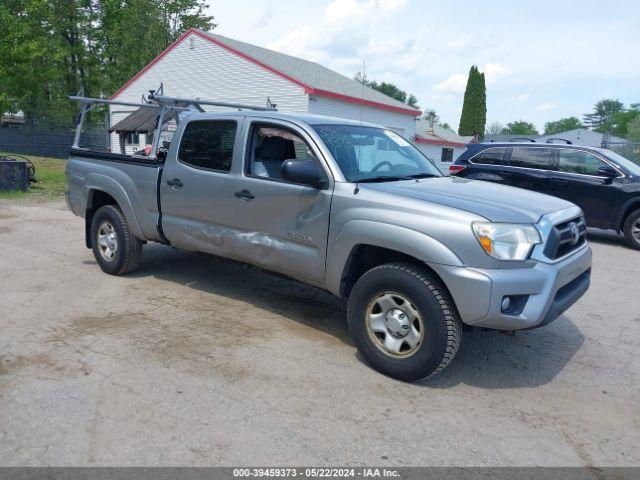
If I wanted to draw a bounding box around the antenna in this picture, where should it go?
[354,59,366,195]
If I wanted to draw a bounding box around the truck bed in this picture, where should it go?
[66,148,165,243]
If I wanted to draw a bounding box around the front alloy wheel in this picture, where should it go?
[366,292,424,358]
[348,262,462,382]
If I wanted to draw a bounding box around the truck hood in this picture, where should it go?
[362,176,574,223]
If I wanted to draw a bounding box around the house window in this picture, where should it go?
[441,147,454,163]
[124,132,140,145]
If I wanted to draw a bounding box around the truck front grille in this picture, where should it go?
[543,216,587,260]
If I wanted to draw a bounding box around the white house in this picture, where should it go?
[536,128,626,148]
[414,119,473,173]
[486,128,627,148]
[109,29,421,154]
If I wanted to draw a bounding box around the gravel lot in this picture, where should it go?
[1,200,639,467]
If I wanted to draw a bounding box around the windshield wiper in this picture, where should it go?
[357,175,412,183]
[357,173,439,183]
[405,173,439,179]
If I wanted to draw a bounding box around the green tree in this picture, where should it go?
[458,65,486,136]
[0,0,82,120]
[0,0,215,121]
[406,94,418,108]
[354,73,419,108]
[607,106,640,138]
[583,99,624,132]
[544,116,584,135]
[502,120,539,135]
[628,115,640,142]
[99,0,215,94]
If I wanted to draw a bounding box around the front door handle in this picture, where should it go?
[552,179,568,186]
[235,189,255,201]
[167,178,183,188]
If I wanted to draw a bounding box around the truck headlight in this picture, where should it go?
[472,222,541,261]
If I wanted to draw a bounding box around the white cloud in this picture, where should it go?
[483,63,511,85]
[537,103,556,111]
[267,0,409,64]
[432,73,468,94]
[431,63,510,95]
[516,94,529,101]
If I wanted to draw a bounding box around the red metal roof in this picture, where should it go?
[414,135,468,148]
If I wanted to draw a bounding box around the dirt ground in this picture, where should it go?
[1,200,639,467]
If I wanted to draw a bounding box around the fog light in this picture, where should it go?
[501,296,512,312]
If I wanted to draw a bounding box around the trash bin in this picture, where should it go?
[0,159,29,191]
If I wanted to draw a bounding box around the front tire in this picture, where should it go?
[347,263,462,382]
[90,205,143,275]
[623,209,640,250]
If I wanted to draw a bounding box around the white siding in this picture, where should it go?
[537,128,626,147]
[110,32,308,153]
[307,95,417,139]
[415,143,467,175]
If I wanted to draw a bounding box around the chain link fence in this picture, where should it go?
[0,115,109,159]
[605,141,640,164]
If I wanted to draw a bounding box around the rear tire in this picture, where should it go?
[347,262,462,382]
[90,205,143,275]
[623,209,640,250]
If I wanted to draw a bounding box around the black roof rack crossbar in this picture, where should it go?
[545,138,573,145]
[509,137,536,143]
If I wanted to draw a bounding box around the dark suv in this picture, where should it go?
[451,142,640,249]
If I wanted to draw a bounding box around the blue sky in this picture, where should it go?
[209,0,639,132]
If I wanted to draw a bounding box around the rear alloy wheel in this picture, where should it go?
[90,205,143,275]
[348,263,462,382]
[623,209,640,250]
[96,221,118,262]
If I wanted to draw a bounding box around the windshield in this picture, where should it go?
[600,149,640,176]
[312,124,441,182]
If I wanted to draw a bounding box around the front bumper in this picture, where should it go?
[430,243,592,330]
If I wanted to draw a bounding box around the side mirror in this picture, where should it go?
[597,165,618,178]
[281,159,326,189]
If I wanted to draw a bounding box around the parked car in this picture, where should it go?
[66,98,592,381]
[450,141,640,249]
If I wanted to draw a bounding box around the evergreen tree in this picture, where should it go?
[458,65,486,136]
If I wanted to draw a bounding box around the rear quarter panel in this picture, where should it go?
[66,153,161,241]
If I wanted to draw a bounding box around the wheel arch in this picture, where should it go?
[325,220,463,298]
[338,244,452,299]
[618,198,640,232]
[85,178,144,248]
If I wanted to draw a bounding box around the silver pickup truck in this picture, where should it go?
[66,96,592,381]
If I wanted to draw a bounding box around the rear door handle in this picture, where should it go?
[167,178,183,188]
[235,189,255,201]
[552,179,568,186]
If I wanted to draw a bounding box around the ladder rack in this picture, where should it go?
[69,93,277,154]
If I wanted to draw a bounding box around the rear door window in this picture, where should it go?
[510,147,554,170]
[471,147,508,165]
[558,149,610,176]
[178,120,237,172]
